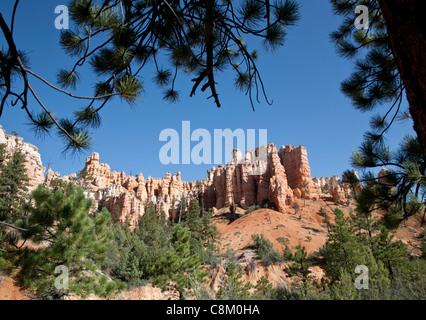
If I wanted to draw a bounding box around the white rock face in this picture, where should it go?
[0,125,46,188]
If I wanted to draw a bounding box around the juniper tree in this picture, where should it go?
[0,0,300,154]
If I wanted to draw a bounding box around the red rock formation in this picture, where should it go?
[51,144,354,221]
[313,170,361,204]
[279,145,321,200]
[1,125,358,223]
[204,143,294,212]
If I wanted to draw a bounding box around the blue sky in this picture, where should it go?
[0,0,414,182]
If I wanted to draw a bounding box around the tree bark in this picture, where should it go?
[377,0,426,162]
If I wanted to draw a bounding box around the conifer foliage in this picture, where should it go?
[0,144,124,299]
[0,0,300,154]
[0,144,29,223]
[0,144,30,256]
[5,183,124,299]
[330,0,425,227]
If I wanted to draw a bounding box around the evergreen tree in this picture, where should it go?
[185,200,218,246]
[371,226,409,278]
[136,202,171,277]
[321,208,376,282]
[178,195,187,223]
[375,0,426,160]
[200,209,218,253]
[343,135,425,228]
[0,144,30,258]
[299,179,309,206]
[253,276,275,298]
[330,0,426,162]
[151,225,207,300]
[320,208,394,297]
[4,183,124,299]
[321,183,330,194]
[182,199,218,264]
[106,221,148,286]
[216,262,253,300]
[330,0,425,227]
[287,244,312,295]
[0,145,29,222]
[249,234,287,265]
[184,199,203,238]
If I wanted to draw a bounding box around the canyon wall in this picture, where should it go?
[73,142,340,223]
[1,126,356,225]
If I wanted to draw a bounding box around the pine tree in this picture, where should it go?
[7,183,124,299]
[181,200,219,265]
[200,209,218,253]
[253,276,274,298]
[151,225,207,300]
[287,244,312,295]
[136,202,171,277]
[320,208,373,283]
[0,145,29,222]
[107,221,148,286]
[320,208,394,297]
[0,144,30,258]
[343,135,425,228]
[299,179,309,206]
[375,0,426,161]
[178,195,187,223]
[216,262,253,300]
[330,0,426,227]
[330,0,426,160]
[1,0,300,154]
[184,199,203,239]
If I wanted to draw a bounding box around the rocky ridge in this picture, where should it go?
[1,126,355,227]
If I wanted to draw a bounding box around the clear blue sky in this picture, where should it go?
[0,0,414,182]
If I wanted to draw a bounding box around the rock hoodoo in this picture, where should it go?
[0,126,358,225]
[72,142,341,224]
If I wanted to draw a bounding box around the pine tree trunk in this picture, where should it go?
[377,0,426,161]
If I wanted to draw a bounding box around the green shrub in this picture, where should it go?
[247,234,287,266]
